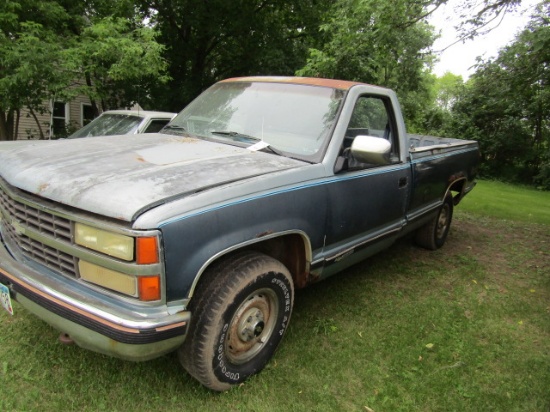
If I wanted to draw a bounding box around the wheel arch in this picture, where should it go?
[445,176,468,206]
[187,230,312,299]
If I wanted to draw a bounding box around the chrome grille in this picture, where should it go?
[0,183,77,277]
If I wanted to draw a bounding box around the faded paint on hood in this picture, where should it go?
[0,134,305,221]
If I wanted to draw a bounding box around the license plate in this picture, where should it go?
[0,282,13,316]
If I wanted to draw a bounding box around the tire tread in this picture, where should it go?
[178,251,293,391]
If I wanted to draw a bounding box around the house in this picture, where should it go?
[16,95,95,140]
[16,95,94,140]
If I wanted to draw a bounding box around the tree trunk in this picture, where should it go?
[0,109,15,141]
[14,109,20,139]
[0,113,9,141]
[29,107,46,140]
[85,72,100,117]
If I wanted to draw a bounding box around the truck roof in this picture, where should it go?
[221,76,365,91]
[100,109,176,119]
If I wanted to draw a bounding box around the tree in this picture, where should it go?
[454,0,523,41]
[0,0,530,140]
[412,72,465,136]
[450,1,550,187]
[0,0,74,140]
[136,0,331,111]
[296,0,438,129]
[63,17,169,116]
[0,0,168,140]
[434,72,464,111]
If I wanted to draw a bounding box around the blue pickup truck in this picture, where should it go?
[0,77,479,390]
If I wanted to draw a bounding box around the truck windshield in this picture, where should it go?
[167,81,345,159]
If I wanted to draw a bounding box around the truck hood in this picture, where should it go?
[0,134,305,221]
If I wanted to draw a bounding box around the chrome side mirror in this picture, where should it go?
[350,135,391,165]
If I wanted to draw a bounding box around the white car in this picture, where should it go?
[69,110,176,138]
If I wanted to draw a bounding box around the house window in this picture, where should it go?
[51,101,69,137]
[82,103,94,126]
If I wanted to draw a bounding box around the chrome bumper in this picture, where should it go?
[0,239,189,361]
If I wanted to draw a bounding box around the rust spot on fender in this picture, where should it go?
[256,230,274,238]
[449,172,465,183]
[136,156,145,162]
[37,183,49,192]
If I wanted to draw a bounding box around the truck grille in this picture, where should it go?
[0,183,77,277]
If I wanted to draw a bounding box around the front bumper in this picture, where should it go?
[0,239,190,361]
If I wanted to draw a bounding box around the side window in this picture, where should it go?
[348,96,392,140]
[338,95,397,172]
[143,119,171,133]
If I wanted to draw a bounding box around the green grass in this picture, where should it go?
[1,181,549,411]
[460,180,550,225]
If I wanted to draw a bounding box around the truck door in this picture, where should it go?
[323,95,411,263]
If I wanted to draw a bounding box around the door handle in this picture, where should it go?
[398,177,408,188]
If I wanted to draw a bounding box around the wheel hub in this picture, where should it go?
[225,289,279,364]
[237,307,266,341]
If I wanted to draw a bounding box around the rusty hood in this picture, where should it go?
[0,134,305,221]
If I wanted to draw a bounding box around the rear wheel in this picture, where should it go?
[179,251,294,391]
[415,195,454,250]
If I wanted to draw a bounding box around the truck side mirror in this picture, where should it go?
[351,135,391,165]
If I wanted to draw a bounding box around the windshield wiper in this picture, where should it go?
[211,131,284,156]
[211,130,259,141]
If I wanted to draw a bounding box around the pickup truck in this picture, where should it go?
[0,76,479,391]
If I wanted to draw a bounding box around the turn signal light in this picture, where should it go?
[136,237,159,264]
[139,275,161,301]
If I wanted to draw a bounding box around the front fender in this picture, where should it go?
[159,184,327,302]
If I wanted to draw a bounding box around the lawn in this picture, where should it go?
[1,180,549,411]
[459,180,550,225]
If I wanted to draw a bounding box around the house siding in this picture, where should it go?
[16,95,93,140]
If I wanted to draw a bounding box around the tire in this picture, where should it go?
[415,195,454,250]
[178,251,294,391]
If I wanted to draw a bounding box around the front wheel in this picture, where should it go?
[178,251,294,391]
[415,195,454,250]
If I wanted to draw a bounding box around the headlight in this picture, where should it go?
[79,260,161,301]
[75,223,134,261]
[79,260,137,296]
[75,224,161,301]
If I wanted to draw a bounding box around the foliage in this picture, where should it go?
[414,72,465,137]
[0,0,168,140]
[296,0,437,129]
[449,2,550,188]
[135,0,332,111]
[63,17,169,114]
[0,0,73,139]
[454,0,523,40]
[0,0,541,152]
[434,72,464,111]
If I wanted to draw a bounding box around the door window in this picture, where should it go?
[339,96,398,171]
